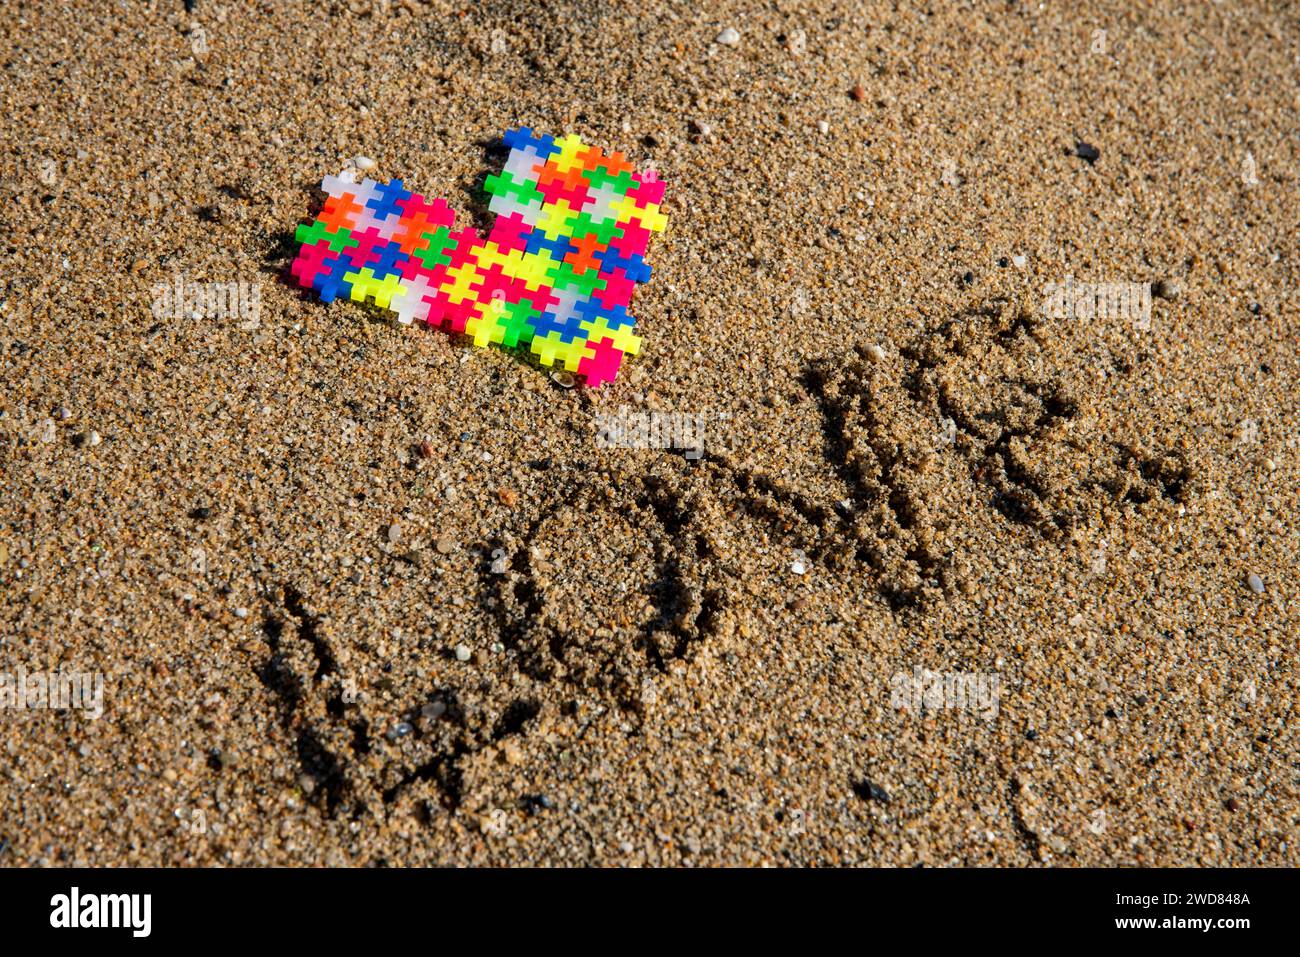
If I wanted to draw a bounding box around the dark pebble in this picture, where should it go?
[852,778,890,803]
[521,794,553,814]
[189,506,213,520]
[1072,140,1100,164]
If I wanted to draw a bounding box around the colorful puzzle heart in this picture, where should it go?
[290,128,667,387]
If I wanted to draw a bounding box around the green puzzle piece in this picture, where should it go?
[295,219,358,254]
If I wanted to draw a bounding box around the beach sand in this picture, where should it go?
[0,0,1295,865]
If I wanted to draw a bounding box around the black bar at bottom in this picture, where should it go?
[0,867,1279,944]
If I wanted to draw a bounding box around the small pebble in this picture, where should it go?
[817,120,830,135]
[234,607,248,619]
[352,155,376,170]
[850,84,866,101]
[436,537,455,554]
[1012,254,1027,268]
[716,27,740,47]
[854,779,890,803]
[497,488,518,507]
[87,430,102,447]
[1073,139,1100,164]
[387,721,413,740]
[387,522,402,543]
[865,343,886,363]
[1153,278,1183,300]
[550,370,575,388]
[454,644,472,662]
[790,556,808,575]
[421,700,447,720]
[1246,573,1264,595]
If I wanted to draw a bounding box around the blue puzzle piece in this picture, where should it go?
[531,307,588,343]
[503,126,560,159]
[365,239,410,280]
[313,253,356,304]
[525,229,576,261]
[574,296,636,330]
[595,247,651,283]
[367,179,413,221]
